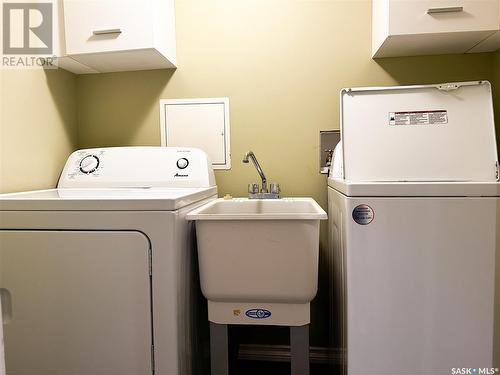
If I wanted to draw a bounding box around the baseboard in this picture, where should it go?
[237,344,344,365]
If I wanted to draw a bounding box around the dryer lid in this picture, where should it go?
[340,81,499,182]
[0,187,217,211]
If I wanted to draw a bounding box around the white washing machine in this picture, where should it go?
[328,81,500,375]
[0,146,217,375]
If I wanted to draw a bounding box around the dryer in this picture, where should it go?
[0,146,217,375]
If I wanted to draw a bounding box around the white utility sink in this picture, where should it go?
[187,198,327,326]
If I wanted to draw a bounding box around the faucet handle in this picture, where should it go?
[270,183,281,195]
[248,183,259,194]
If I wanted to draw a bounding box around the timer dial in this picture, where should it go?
[176,158,189,169]
[79,155,100,174]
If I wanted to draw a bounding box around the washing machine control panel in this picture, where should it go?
[58,147,216,189]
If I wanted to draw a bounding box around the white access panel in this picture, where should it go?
[328,189,499,375]
[341,81,498,182]
[0,230,152,375]
[160,98,231,170]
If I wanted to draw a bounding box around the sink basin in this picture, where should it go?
[187,198,327,326]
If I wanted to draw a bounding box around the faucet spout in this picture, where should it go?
[243,151,268,193]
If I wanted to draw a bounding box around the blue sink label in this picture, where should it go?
[245,309,271,319]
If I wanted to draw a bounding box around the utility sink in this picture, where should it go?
[187,198,327,326]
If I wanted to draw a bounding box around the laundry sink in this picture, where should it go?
[187,198,327,326]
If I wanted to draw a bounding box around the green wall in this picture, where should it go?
[0,69,77,192]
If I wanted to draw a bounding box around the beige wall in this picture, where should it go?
[0,69,77,193]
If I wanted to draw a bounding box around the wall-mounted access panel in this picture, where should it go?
[159,98,231,170]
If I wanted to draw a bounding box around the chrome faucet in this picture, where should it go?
[242,151,280,199]
[243,151,268,192]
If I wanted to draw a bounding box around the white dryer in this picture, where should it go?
[0,146,217,375]
[328,81,500,375]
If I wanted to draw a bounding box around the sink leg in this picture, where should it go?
[210,322,229,375]
[290,324,310,375]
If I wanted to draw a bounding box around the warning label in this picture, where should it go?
[389,110,448,126]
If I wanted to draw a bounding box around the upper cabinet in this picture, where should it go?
[55,0,176,74]
[372,0,500,58]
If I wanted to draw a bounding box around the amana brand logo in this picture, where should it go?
[245,309,271,319]
[174,173,188,177]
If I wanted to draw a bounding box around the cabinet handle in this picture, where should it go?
[427,6,463,14]
[92,28,122,36]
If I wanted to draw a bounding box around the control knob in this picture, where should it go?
[176,158,189,169]
[79,155,99,174]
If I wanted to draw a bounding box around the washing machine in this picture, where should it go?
[0,146,217,375]
[328,81,500,375]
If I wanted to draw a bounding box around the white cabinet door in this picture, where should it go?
[53,0,98,73]
[63,0,153,55]
[372,0,500,57]
[0,230,153,375]
[390,0,499,35]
